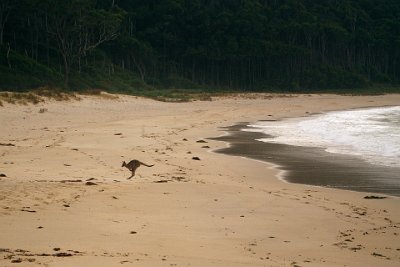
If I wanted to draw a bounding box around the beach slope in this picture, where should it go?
[0,94,399,266]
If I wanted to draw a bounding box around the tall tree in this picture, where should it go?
[0,0,14,45]
[44,0,124,87]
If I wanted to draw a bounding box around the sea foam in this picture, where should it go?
[246,106,400,168]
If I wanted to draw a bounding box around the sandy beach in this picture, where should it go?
[1,93,400,266]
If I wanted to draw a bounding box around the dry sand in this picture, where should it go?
[0,93,399,266]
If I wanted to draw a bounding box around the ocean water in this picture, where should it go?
[246,106,400,168]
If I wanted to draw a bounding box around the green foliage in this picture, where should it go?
[0,48,62,91]
[66,63,152,94]
[300,66,369,90]
[1,0,400,94]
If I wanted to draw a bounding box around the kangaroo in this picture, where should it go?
[122,160,154,179]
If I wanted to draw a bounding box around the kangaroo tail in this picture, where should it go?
[140,162,154,167]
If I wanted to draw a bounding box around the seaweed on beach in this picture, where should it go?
[364,196,387,199]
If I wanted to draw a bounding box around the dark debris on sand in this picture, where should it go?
[364,196,387,199]
[0,143,15,146]
[0,248,82,264]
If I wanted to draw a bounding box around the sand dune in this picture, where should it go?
[1,93,399,266]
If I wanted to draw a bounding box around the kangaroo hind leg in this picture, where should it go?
[127,168,136,179]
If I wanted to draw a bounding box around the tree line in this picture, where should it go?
[1,0,399,92]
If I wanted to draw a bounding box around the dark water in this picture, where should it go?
[211,124,400,197]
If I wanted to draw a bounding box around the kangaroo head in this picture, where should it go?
[121,161,126,167]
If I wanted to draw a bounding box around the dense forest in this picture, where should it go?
[1,0,400,93]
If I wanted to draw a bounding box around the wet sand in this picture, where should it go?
[212,124,400,197]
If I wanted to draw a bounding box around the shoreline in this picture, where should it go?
[208,124,288,184]
[211,121,400,197]
[1,94,400,266]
